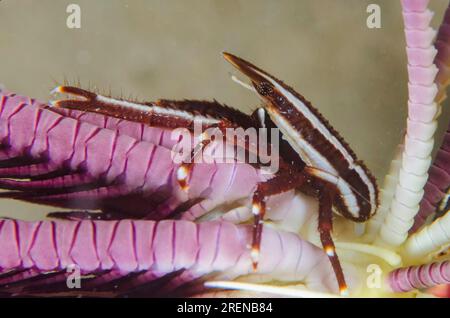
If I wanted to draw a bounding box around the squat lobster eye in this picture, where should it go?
[255,81,274,96]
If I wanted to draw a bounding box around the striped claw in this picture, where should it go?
[50,85,96,100]
[49,86,96,109]
[51,85,95,97]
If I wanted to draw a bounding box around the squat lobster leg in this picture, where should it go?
[250,170,348,295]
[250,169,306,268]
[316,183,348,296]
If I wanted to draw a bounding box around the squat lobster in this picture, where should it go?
[48,53,379,295]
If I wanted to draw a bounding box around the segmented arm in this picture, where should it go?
[0,219,339,296]
[405,206,450,260]
[434,2,450,104]
[378,0,439,246]
[411,1,450,232]
[365,145,403,240]
[388,260,450,293]
[411,122,450,232]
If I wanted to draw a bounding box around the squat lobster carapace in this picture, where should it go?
[222,52,379,222]
[223,52,380,296]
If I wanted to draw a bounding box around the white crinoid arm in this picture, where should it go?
[376,0,440,247]
[404,208,450,261]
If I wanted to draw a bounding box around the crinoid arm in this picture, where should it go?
[0,219,342,297]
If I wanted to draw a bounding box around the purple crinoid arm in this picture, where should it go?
[388,260,450,293]
[0,218,338,297]
[411,1,450,233]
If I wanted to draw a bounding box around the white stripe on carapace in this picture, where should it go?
[277,112,366,217]
[305,166,359,216]
[95,95,221,125]
[248,68,376,217]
